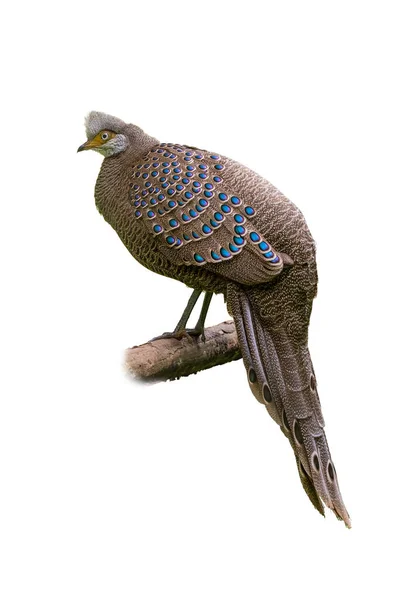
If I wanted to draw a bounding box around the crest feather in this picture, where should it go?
[85,111,127,139]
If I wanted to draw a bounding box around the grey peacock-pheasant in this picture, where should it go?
[78,111,351,527]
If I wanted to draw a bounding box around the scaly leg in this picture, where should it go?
[151,290,213,341]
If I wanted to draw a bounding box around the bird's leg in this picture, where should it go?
[151,289,202,341]
[185,291,213,341]
[173,289,202,333]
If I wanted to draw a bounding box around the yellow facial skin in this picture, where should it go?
[77,130,116,152]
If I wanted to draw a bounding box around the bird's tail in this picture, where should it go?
[228,283,351,527]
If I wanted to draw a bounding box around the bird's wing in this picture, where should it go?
[129,143,291,285]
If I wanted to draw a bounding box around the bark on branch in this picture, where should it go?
[124,320,241,383]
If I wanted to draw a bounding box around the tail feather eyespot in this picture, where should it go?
[327,461,335,482]
[248,367,257,384]
[293,420,304,445]
[312,452,320,472]
[262,383,272,404]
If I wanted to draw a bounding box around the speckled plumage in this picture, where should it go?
[84,112,350,527]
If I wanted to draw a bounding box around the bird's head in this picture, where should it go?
[77,111,129,157]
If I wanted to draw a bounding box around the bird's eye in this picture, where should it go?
[101,132,109,141]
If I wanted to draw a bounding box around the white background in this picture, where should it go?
[1,1,399,598]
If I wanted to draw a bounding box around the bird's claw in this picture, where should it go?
[150,328,205,342]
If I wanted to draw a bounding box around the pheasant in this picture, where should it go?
[78,111,351,527]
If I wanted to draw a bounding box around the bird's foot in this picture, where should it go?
[150,328,205,342]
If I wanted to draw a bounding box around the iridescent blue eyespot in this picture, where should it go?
[271,256,280,263]
[215,164,224,170]
[234,236,244,246]
[234,214,244,223]
[175,238,182,247]
[140,200,147,207]
[193,181,201,188]
[166,235,175,245]
[167,188,175,196]
[220,247,231,258]
[173,175,180,180]
[182,178,189,184]
[152,163,159,168]
[160,177,166,182]
[195,154,203,159]
[199,164,207,170]
[162,182,169,188]
[162,162,169,167]
[214,212,223,221]
[194,253,205,263]
[182,213,190,222]
[172,161,178,166]
[176,184,183,191]
[218,193,227,201]
[185,192,193,199]
[259,241,269,252]
[210,154,219,159]
[145,182,151,188]
[199,199,208,207]
[187,165,195,171]
[211,251,221,261]
[229,243,240,253]
[173,168,181,173]
[168,200,176,208]
[151,171,158,177]
[135,210,141,217]
[153,224,162,233]
[204,191,213,198]
[186,172,193,178]
[205,183,213,190]
[158,194,165,201]
[234,225,245,235]
[142,173,149,179]
[231,196,240,205]
[264,251,274,258]
[162,168,170,174]
[245,206,255,216]
[147,210,155,218]
[169,219,178,227]
[214,176,222,183]
[157,208,164,215]
[195,204,204,212]
[185,151,193,156]
[183,234,190,241]
[210,219,218,227]
[250,232,260,242]
[202,224,212,234]
[199,173,207,179]
[192,232,200,239]
[189,209,197,218]
[221,204,231,213]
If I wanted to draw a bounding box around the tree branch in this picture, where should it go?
[124,320,241,383]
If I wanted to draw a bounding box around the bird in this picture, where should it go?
[78,111,351,527]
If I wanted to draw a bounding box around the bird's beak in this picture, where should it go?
[77,139,99,152]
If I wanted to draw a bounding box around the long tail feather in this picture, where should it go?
[228,283,351,527]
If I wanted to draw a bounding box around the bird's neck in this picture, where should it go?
[95,135,159,216]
